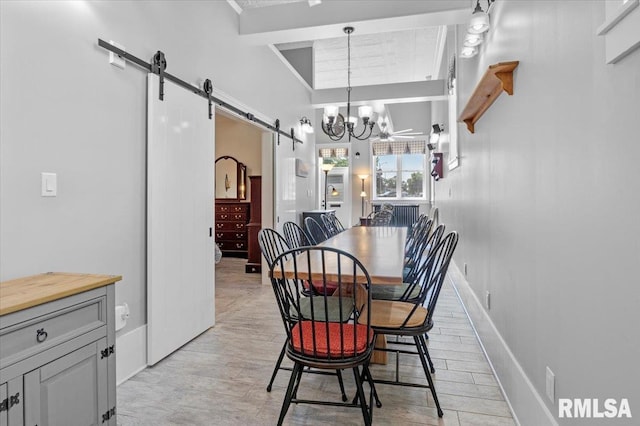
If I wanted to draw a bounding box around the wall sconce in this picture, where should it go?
[358,174,368,217]
[430,123,443,145]
[300,116,314,134]
[355,151,361,159]
[328,185,339,196]
[321,163,334,209]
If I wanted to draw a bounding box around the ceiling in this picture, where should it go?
[230,0,470,135]
[234,0,307,10]
[313,27,443,90]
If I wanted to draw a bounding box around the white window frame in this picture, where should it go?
[372,151,428,201]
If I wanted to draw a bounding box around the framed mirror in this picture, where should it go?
[215,156,246,200]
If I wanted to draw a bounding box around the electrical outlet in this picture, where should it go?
[546,367,555,402]
[464,263,468,276]
[485,291,490,310]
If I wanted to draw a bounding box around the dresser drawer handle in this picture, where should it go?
[235,224,244,229]
[236,243,244,249]
[216,224,224,229]
[216,233,224,238]
[36,328,48,343]
[236,233,243,238]
[220,214,228,219]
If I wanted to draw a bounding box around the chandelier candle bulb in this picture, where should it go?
[324,105,338,119]
[358,106,373,119]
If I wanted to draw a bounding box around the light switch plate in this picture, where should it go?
[41,172,57,197]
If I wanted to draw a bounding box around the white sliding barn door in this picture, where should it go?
[147,74,215,365]
[274,136,297,233]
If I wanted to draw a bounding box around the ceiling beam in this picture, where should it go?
[311,80,447,108]
[238,0,470,45]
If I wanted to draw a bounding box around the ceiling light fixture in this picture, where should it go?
[321,27,376,142]
[461,0,494,59]
[464,33,484,47]
[461,46,478,58]
[468,0,491,34]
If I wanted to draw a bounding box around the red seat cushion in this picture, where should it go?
[305,280,339,295]
[290,321,373,358]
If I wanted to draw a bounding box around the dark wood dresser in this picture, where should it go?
[245,176,262,273]
[215,201,249,258]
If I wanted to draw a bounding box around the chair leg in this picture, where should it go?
[352,367,372,426]
[415,336,443,417]
[291,363,304,400]
[278,363,301,426]
[363,365,382,408]
[267,340,287,392]
[422,336,436,373]
[336,369,348,402]
[352,365,382,408]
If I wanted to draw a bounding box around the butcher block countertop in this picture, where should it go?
[0,272,122,316]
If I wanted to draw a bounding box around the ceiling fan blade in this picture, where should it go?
[392,128,414,134]
[392,135,417,139]
[393,132,423,136]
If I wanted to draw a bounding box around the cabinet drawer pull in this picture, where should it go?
[36,328,48,343]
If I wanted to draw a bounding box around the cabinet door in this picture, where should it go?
[0,382,6,426]
[24,338,108,426]
[0,377,23,426]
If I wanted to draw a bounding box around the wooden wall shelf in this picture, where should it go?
[458,61,519,134]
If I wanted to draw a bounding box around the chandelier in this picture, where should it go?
[321,26,376,142]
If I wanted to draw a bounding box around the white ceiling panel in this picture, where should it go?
[234,0,306,10]
[313,27,443,89]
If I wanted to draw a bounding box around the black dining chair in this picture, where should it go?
[321,212,345,236]
[269,246,377,425]
[360,231,459,418]
[304,216,329,244]
[283,221,312,249]
[258,228,349,401]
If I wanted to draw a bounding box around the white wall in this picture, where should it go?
[435,1,640,424]
[0,1,314,336]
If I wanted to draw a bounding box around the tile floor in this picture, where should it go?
[117,258,516,425]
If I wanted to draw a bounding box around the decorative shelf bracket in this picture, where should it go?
[458,61,519,133]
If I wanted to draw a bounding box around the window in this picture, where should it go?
[372,141,427,200]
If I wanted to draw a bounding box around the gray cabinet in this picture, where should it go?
[0,377,23,426]
[24,337,108,426]
[0,282,117,426]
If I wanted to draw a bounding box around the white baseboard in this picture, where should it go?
[448,261,558,426]
[116,325,148,386]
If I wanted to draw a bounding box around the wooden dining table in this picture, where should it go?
[276,225,408,363]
